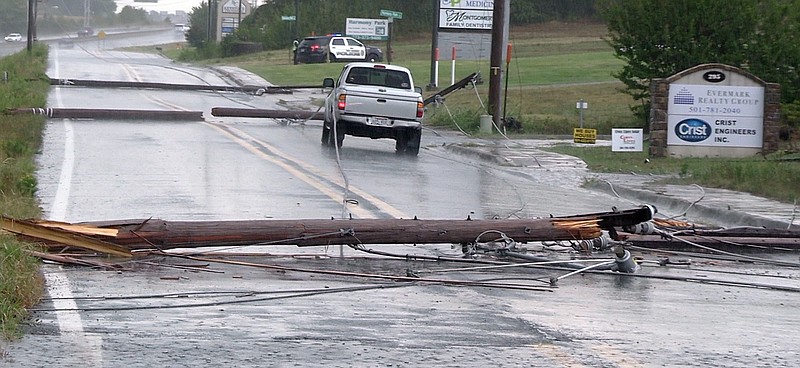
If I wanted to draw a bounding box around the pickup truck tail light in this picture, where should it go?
[416,98,424,118]
[337,94,347,110]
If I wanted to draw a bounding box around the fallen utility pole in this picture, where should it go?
[7,107,203,121]
[49,78,320,95]
[211,107,324,120]
[423,72,481,107]
[1,206,656,255]
[624,234,800,252]
[209,73,483,122]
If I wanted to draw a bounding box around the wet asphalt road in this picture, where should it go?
[3,30,800,367]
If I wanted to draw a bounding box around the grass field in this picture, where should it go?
[0,45,48,340]
[545,143,800,203]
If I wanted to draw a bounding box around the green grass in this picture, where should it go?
[545,143,800,203]
[0,235,44,340]
[0,44,48,340]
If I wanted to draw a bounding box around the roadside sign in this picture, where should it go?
[612,129,644,152]
[281,15,296,21]
[346,18,388,41]
[573,128,597,144]
[97,31,106,39]
[380,9,403,19]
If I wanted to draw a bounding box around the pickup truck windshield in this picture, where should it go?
[345,67,411,90]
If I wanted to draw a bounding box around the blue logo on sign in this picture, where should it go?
[675,119,711,142]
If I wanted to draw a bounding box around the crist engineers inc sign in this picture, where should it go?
[667,84,764,148]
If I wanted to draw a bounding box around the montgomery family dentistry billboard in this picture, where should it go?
[439,0,494,30]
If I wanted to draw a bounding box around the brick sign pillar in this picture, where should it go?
[649,63,780,158]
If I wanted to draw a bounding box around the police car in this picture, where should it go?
[295,35,383,64]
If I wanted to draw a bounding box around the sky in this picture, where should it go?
[115,0,265,14]
[114,0,208,14]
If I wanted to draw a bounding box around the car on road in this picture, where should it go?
[77,27,94,37]
[295,35,383,64]
[4,33,22,42]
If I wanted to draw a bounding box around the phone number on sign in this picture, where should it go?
[688,106,741,114]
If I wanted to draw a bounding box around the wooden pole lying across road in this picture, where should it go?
[1,206,656,256]
[7,108,203,121]
[48,78,321,94]
[211,107,324,120]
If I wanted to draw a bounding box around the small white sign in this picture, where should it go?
[576,101,588,109]
[222,0,249,14]
[612,128,643,152]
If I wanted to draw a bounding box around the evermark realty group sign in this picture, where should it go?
[668,84,764,148]
[649,63,781,158]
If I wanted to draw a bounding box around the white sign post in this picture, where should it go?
[576,99,588,128]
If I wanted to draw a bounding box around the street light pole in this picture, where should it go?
[27,0,35,52]
[84,0,91,27]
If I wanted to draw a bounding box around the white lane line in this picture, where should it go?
[206,122,409,218]
[43,47,103,365]
[535,343,591,367]
[591,343,644,368]
[212,123,409,219]
[204,122,378,219]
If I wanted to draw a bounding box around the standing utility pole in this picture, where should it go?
[488,0,507,129]
[238,0,242,29]
[27,0,35,52]
[427,0,440,90]
[84,0,91,27]
[294,0,300,40]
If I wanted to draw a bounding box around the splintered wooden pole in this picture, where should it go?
[2,206,656,255]
[0,216,132,257]
[102,218,603,250]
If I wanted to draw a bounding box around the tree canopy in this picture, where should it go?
[599,0,800,121]
[0,0,28,35]
[222,0,600,51]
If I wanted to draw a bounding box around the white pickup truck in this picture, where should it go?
[321,63,425,155]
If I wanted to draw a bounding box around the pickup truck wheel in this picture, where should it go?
[327,53,335,63]
[405,129,421,156]
[367,53,379,62]
[321,123,331,145]
[395,135,408,153]
[326,121,344,148]
[334,122,345,147]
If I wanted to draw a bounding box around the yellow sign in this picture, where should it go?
[573,128,597,144]
[98,31,106,39]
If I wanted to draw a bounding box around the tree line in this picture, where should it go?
[2,0,158,36]
[599,0,800,126]
[186,0,600,51]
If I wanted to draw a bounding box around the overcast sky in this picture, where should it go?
[115,0,209,14]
